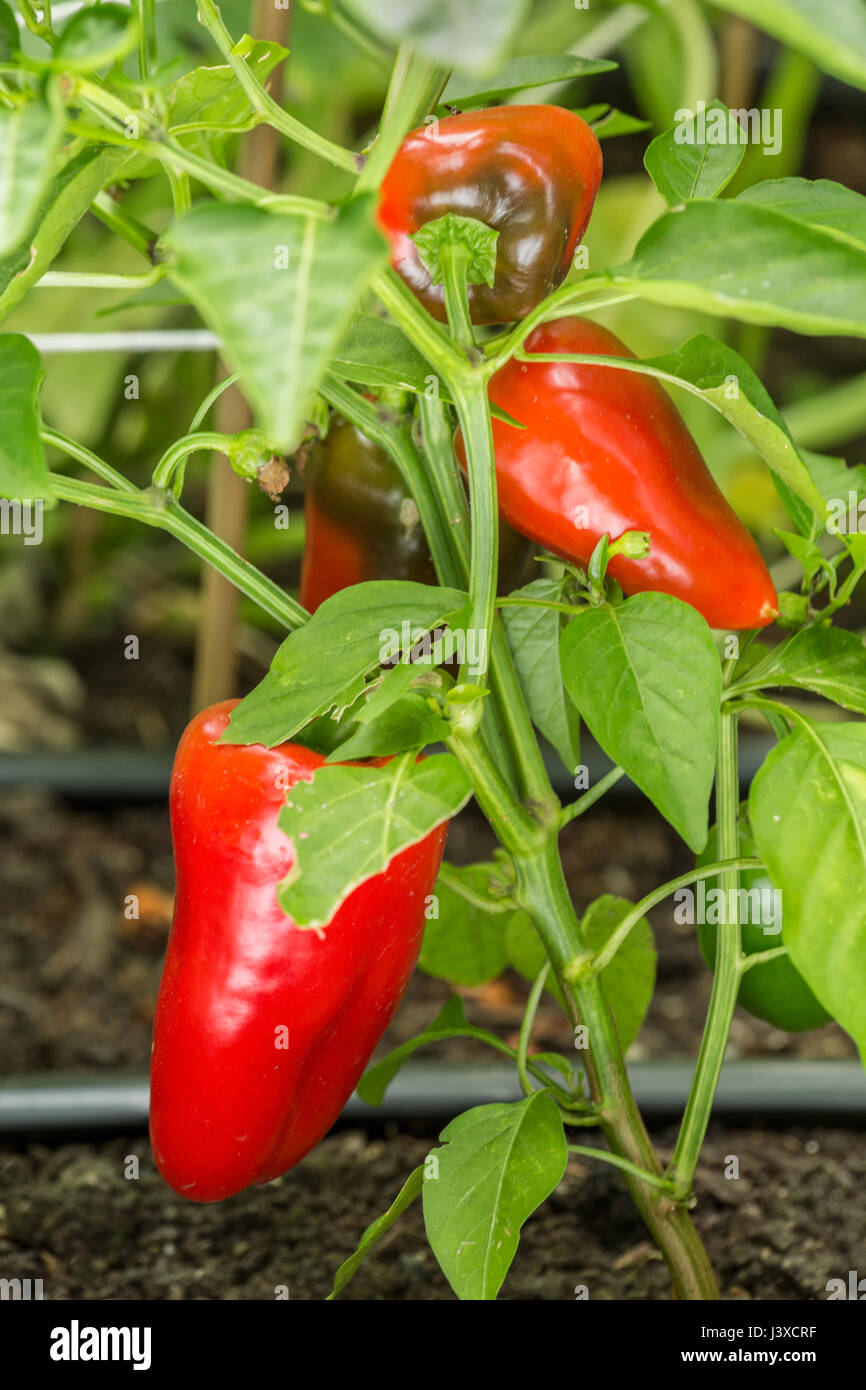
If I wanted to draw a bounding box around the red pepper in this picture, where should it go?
[150,700,448,1202]
[378,105,602,324]
[458,316,778,630]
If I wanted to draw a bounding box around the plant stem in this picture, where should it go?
[42,427,138,493]
[92,193,156,259]
[151,432,235,493]
[196,0,359,172]
[355,43,450,194]
[516,840,719,1299]
[373,267,465,379]
[568,1145,677,1195]
[450,375,498,692]
[560,766,626,827]
[516,964,550,1096]
[37,268,165,290]
[136,0,157,81]
[670,710,742,1200]
[49,475,305,631]
[591,857,762,976]
[440,242,476,352]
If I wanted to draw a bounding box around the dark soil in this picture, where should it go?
[2,1125,863,1301]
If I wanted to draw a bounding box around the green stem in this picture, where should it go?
[151,138,330,215]
[670,710,742,1200]
[560,767,626,828]
[440,242,476,352]
[42,427,138,493]
[516,964,550,1096]
[498,596,588,616]
[50,476,305,631]
[189,373,242,432]
[372,268,464,379]
[741,945,788,970]
[591,856,762,977]
[37,268,165,290]
[136,0,157,81]
[196,0,359,172]
[435,861,514,913]
[151,432,234,493]
[568,1145,678,1196]
[450,375,498,693]
[355,43,450,194]
[515,840,719,1300]
[446,732,541,857]
[92,193,156,259]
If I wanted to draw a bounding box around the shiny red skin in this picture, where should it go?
[150,701,448,1202]
[378,105,602,324]
[463,317,778,630]
[299,494,370,612]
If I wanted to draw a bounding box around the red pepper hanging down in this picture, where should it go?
[378,105,603,325]
[299,415,533,612]
[457,317,778,630]
[150,701,448,1202]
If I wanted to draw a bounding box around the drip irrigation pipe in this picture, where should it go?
[0,1060,864,1140]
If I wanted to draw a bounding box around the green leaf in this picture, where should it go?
[560,594,720,851]
[327,1167,424,1300]
[443,54,616,105]
[738,178,866,253]
[501,577,581,775]
[161,198,387,451]
[359,996,507,1105]
[167,35,287,141]
[750,722,866,1056]
[276,753,472,929]
[644,100,746,206]
[608,199,866,338]
[423,1094,567,1300]
[224,581,467,747]
[342,0,532,75]
[710,0,866,93]
[506,896,656,1052]
[741,627,866,713]
[773,528,829,585]
[0,335,55,504]
[0,2,19,61]
[419,864,513,986]
[330,313,441,394]
[576,105,651,140]
[325,692,450,760]
[54,2,138,69]
[0,146,133,324]
[0,92,65,257]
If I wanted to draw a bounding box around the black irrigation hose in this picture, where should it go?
[1,1060,864,1139]
[0,731,775,805]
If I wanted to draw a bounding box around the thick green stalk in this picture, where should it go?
[412,362,557,813]
[355,44,450,194]
[449,376,498,694]
[516,839,720,1300]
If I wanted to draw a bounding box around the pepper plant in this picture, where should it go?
[3,0,866,1303]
